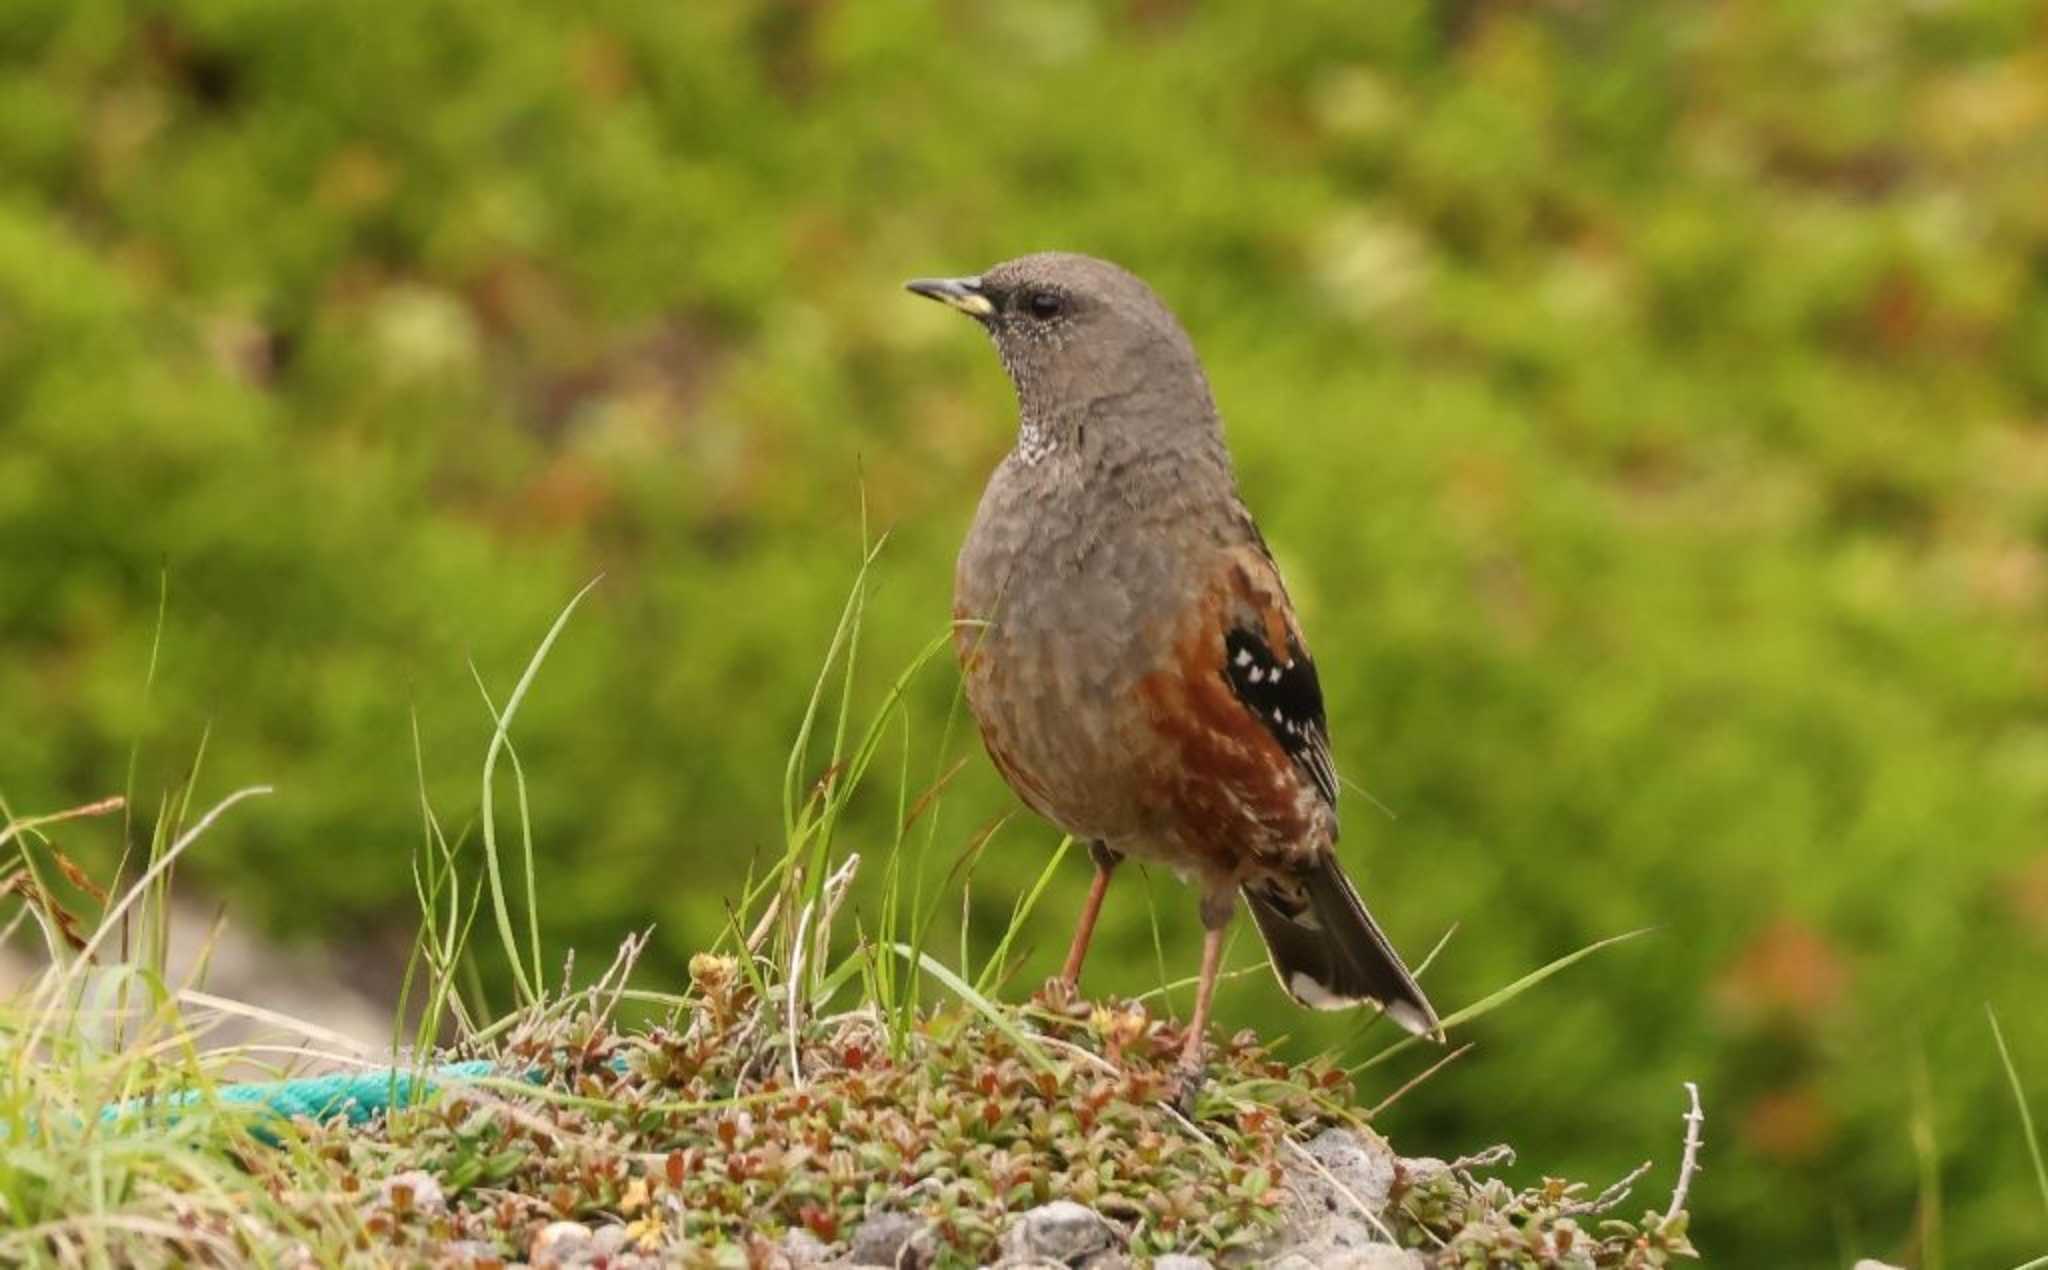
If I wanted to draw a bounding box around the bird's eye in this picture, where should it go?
[1025,290,1063,320]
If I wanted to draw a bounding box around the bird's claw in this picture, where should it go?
[1036,975,1089,1017]
[1170,1061,1207,1118]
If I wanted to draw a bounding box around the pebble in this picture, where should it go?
[1258,1127,1400,1260]
[845,1210,929,1267]
[376,1169,445,1214]
[529,1220,592,1266]
[998,1201,1117,1264]
[1270,1250,1423,1270]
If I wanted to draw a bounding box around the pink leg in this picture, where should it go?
[1174,889,1234,1112]
[1059,844,1120,988]
[1177,922,1228,1075]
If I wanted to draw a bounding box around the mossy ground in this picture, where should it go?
[46,953,1694,1268]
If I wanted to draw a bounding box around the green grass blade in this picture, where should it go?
[888,943,1058,1075]
[1988,1004,2048,1226]
[1911,1039,1945,1270]
[974,835,1073,995]
[1354,927,1652,1071]
[476,577,600,1006]
[119,568,169,889]
[782,535,887,852]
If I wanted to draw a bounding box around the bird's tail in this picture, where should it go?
[1243,854,1443,1041]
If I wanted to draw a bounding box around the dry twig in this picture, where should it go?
[1561,1158,1653,1216]
[1665,1081,1705,1223]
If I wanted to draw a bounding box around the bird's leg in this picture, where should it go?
[1172,889,1234,1115]
[1056,841,1121,991]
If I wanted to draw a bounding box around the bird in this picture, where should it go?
[907,252,1444,1101]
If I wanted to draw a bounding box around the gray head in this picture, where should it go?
[907,253,1220,461]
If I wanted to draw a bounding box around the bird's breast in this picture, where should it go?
[953,474,1192,840]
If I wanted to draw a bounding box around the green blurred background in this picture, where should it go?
[5,0,2047,1263]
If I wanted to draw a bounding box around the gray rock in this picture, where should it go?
[1300,1127,1399,1215]
[846,1210,929,1268]
[527,1220,659,1267]
[1270,1251,1421,1270]
[999,1201,1117,1265]
[1149,1257,1214,1270]
[780,1228,833,1266]
[1398,1155,1449,1186]
[1331,1248,1426,1269]
[1306,1216,1384,1253]
[1263,1128,1400,1256]
[376,1169,445,1214]
[529,1220,593,1266]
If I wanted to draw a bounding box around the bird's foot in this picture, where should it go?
[1169,1059,1208,1118]
[1035,975,1088,1017]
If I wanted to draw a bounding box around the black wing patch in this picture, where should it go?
[1221,626,1340,813]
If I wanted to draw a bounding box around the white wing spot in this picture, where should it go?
[1383,1000,1439,1038]
[1288,972,1355,1010]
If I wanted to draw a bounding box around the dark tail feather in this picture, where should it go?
[1243,854,1443,1041]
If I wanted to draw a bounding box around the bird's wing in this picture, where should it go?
[1130,538,1342,879]
[1209,543,1341,824]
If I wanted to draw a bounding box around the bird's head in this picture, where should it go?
[907,252,1218,460]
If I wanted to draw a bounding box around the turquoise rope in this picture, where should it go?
[101,1059,498,1133]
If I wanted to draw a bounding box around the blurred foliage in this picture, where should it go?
[3,0,2046,1263]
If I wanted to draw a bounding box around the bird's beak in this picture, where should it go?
[904,275,995,320]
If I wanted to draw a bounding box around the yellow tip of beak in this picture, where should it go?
[905,276,994,319]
